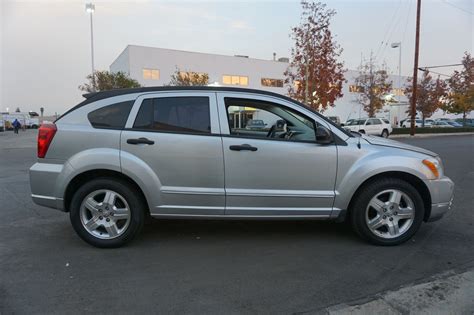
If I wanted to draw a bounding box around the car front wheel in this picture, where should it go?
[350,178,424,246]
[69,178,145,248]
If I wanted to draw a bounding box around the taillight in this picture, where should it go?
[37,123,57,158]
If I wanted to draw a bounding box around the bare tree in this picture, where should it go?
[354,55,392,117]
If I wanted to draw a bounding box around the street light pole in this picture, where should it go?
[391,42,402,126]
[85,3,96,91]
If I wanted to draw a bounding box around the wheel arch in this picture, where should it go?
[63,169,149,214]
[345,171,432,222]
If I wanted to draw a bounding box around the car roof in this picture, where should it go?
[81,86,295,106]
[62,86,310,119]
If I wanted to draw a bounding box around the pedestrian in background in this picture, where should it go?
[12,119,21,134]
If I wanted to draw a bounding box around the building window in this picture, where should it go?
[261,78,284,88]
[223,75,249,86]
[143,68,160,80]
[349,85,363,93]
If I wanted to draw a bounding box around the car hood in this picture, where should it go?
[363,135,438,157]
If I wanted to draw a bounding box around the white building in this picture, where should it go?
[110,45,410,125]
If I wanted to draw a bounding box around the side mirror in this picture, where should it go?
[316,126,333,145]
[340,123,345,127]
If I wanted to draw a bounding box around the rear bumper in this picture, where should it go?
[29,162,65,211]
[31,194,64,210]
[425,176,455,222]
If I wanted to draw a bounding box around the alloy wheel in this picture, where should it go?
[79,189,131,239]
[365,189,415,239]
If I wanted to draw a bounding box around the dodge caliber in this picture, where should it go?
[30,87,454,247]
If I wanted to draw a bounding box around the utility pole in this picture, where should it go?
[410,0,422,136]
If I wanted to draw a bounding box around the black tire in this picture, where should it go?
[69,178,145,248]
[350,178,425,246]
[381,129,389,138]
[359,130,365,134]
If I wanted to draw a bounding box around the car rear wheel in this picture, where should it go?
[69,178,145,248]
[381,129,389,138]
[350,178,424,246]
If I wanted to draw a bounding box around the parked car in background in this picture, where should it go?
[327,116,341,126]
[435,118,452,122]
[0,117,4,132]
[245,119,267,130]
[1,112,40,129]
[345,118,392,138]
[340,119,354,127]
[29,87,454,248]
[431,121,454,128]
[446,121,463,128]
[402,119,423,128]
[454,118,474,127]
[424,119,435,127]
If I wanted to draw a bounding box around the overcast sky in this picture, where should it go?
[1,0,472,115]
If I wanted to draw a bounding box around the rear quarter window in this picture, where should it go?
[87,101,134,129]
[133,97,211,134]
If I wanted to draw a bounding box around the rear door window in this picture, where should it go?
[88,101,134,129]
[133,97,211,134]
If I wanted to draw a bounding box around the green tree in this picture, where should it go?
[79,71,141,92]
[284,1,346,111]
[354,55,393,117]
[443,52,474,126]
[404,71,447,126]
[168,68,210,86]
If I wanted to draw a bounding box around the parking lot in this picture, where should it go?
[1,130,473,314]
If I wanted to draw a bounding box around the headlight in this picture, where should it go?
[422,157,443,179]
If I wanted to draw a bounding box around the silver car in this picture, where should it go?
[30,87,454,248]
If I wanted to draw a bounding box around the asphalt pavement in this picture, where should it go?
[1,130,473,314]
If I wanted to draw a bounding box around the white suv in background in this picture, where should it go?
[344,118,392,138]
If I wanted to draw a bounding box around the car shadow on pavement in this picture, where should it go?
[135,218,358,246]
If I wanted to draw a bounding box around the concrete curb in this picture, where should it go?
[326,269,474,314]
[390,132,474,139]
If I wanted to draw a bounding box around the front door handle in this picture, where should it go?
[229,144,258,151]
[127,137,155,145]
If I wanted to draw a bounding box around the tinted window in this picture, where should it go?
[133,97,210,134]
[88,101,134,129]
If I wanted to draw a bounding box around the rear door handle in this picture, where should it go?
[229,144,258,151]
[127,137,155,145]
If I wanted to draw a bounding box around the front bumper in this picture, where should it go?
[425,176,455,222]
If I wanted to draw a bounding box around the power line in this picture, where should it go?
[442,0,474,15]
[377,0,411,64]
[418,68,452,77]
[401,0,414,44]
[419,63,463,69]
[374,0,403,61]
